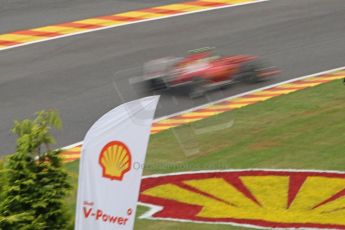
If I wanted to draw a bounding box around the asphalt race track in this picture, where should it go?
[1,0,345,154]
[0,0,187,34]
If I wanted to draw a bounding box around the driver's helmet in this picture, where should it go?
[179,47,214,66]
[188,47,213,60]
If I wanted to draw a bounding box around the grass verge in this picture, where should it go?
[65,79,345,229]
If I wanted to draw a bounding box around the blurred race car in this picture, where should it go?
[143,47,280,98]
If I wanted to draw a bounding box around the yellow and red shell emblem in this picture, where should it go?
[139,170,345,229]
[99,141,131,181]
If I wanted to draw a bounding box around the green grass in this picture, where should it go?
[64,79,345,229]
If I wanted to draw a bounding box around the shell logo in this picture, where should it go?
[99,141,131,181]
[139,170,345,229]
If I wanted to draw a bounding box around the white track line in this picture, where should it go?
[61,65,345,151]
[0,0,268,52]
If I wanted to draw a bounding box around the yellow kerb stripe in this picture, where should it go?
[77,19,123,27]
[231,97,271,102]
[0,34,43,42]
[156,4,208,11]
[32,26,87,34]
[277,83,307,88]
[322,75,345,80]
[183,111,222,116]
[151,125,174,129]
[312,77,337,81]
[226,0,257,3]
[294,82,322,87]
[117,11,166,19]
[207,105,234,110]
[168,118,201,123]
[227,104,248,109]
[201,0,253,3]
[251,91,281,95]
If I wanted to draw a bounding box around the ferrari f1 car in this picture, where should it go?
[143,47,280,98]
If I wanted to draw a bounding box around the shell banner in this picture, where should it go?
[75,96,159,230]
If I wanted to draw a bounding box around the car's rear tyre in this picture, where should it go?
[148,78,168,91]
[241,61,261,83]
[189,78,207,98]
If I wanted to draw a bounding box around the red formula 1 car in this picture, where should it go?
[143,47,280,98]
